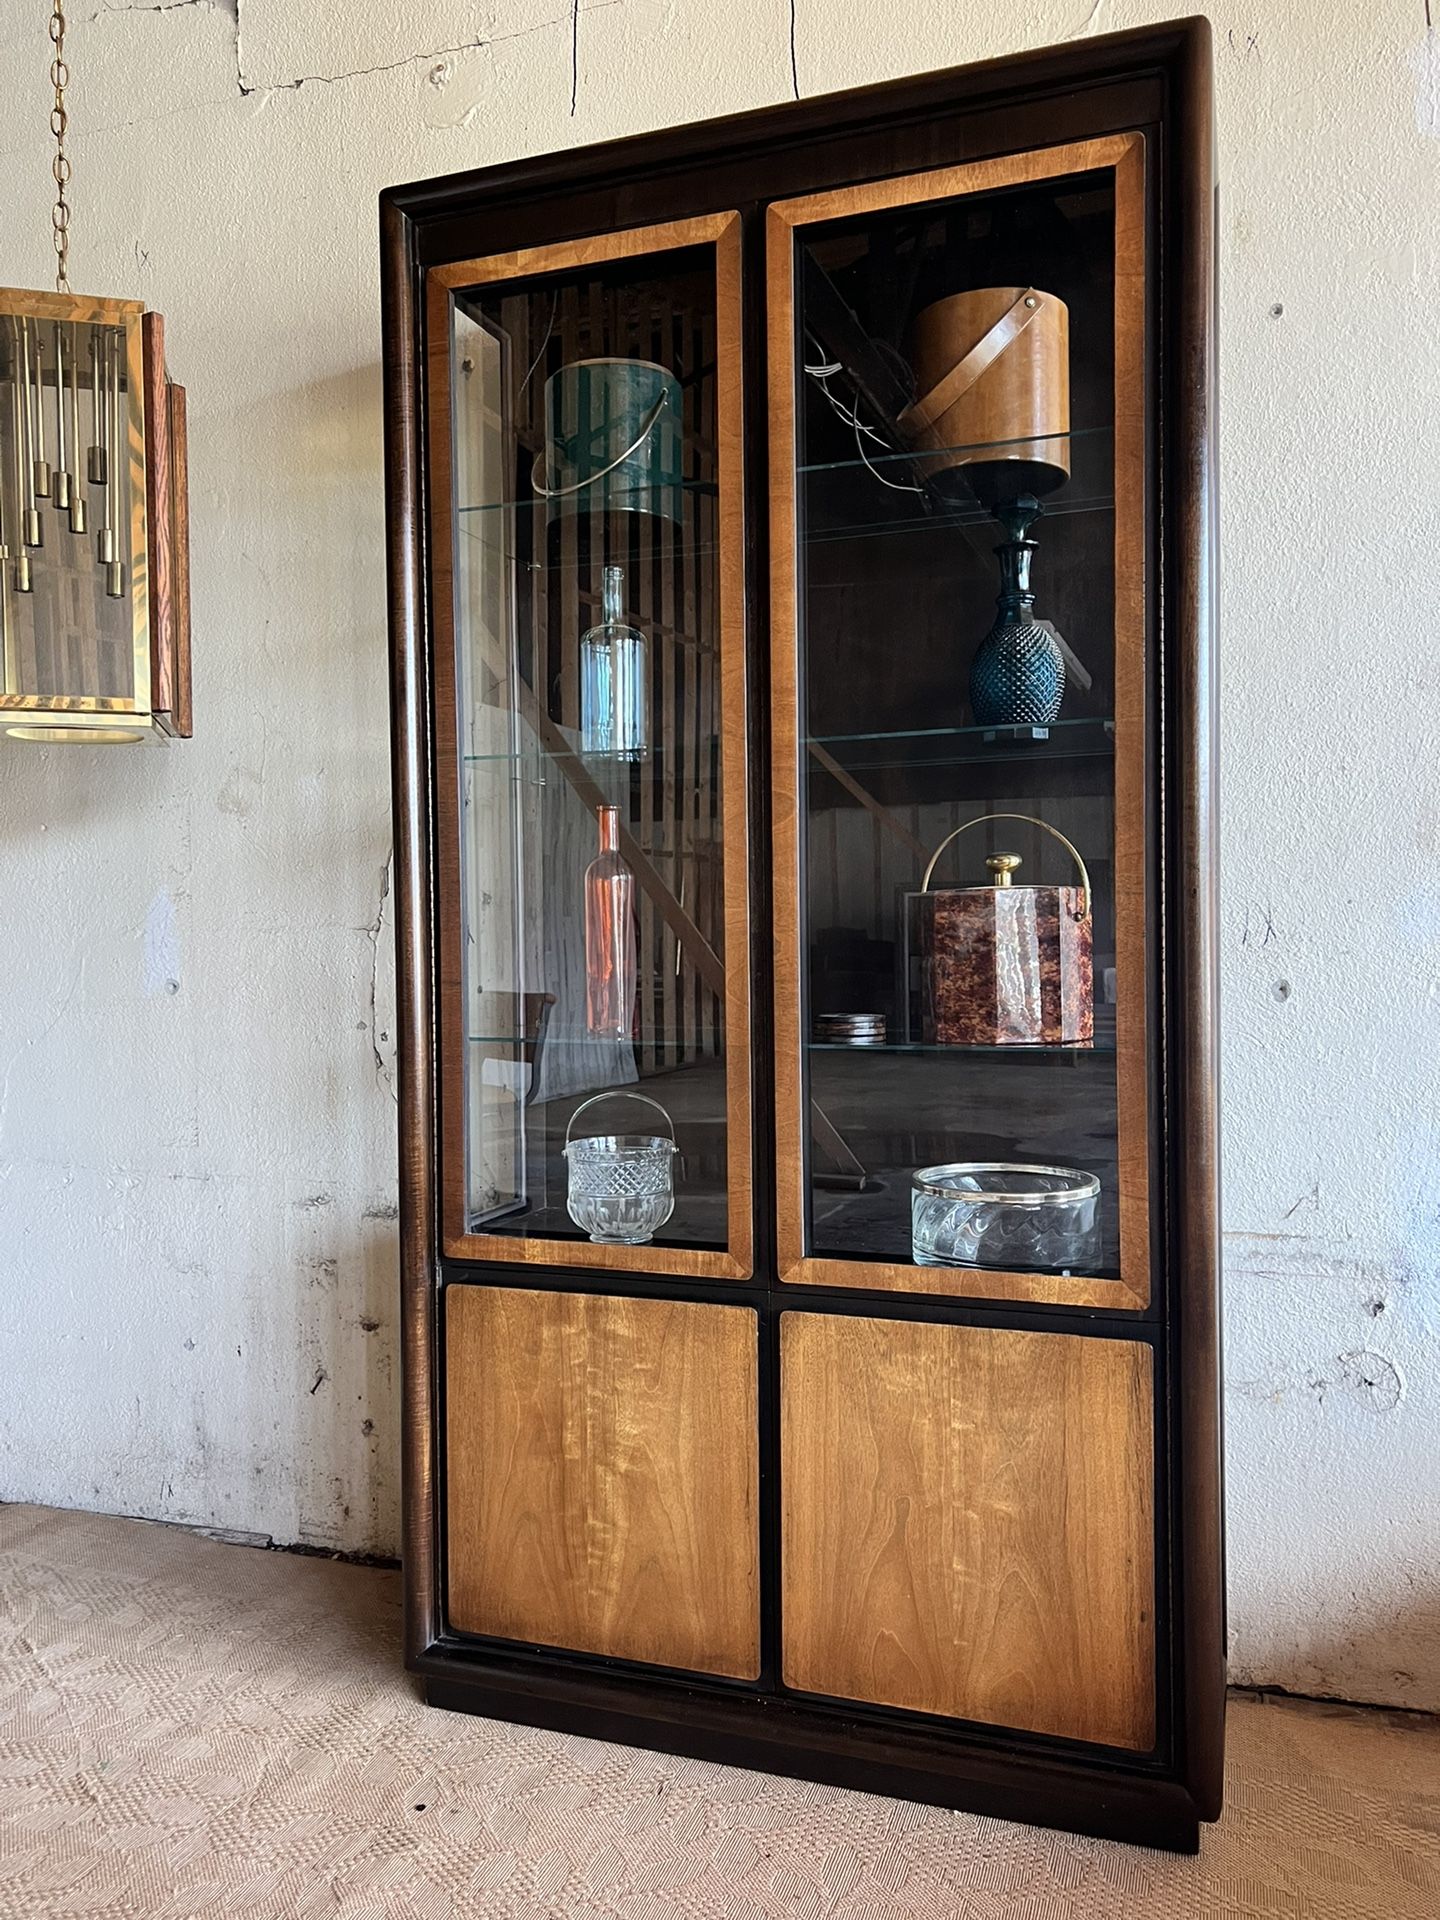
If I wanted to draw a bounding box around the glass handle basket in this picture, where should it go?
[562,1090,682,1245]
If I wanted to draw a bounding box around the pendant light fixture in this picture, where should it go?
[1,0,191,743]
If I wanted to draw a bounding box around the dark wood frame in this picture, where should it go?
[381,17,1220,1854]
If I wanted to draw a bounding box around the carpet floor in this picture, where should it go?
[1,1503,1437,1918]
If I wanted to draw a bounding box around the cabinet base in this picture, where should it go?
[420,1653,1202,1854]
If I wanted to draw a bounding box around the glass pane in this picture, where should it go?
[1,308,142,709]
[445,240,738,1254]
[791,166,1130,1281]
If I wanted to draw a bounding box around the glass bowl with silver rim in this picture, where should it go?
[911,1162,1100,1272]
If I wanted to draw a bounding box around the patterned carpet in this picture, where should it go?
[2,1505,1438,1919]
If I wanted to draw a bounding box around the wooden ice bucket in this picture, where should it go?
[899,286,1070,506]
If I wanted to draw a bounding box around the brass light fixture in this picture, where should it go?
[1,0,191,744]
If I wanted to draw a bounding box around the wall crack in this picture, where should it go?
[93,0,236,17]
[238,34,492,98]
[229,4,616,102]
[88,0,622,111]
[367,850,397,1105]
[1069,0,1109,38]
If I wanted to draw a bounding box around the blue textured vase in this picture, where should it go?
[970,616,1066,725]
[968,496,1066,728]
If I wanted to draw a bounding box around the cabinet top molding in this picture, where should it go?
[380,19,1212,225]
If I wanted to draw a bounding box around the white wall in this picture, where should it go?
[0,0,1437,1711]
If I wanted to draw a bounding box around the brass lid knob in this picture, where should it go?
[986,853,1022,887]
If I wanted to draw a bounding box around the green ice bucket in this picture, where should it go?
[538,358,684,527]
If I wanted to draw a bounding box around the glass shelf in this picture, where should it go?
[468,1032,717,1049]
[801,424,1114,546]
[807,714,1114,775]
[463,737,719,767]
[806,492,1113,548]
[454,516,726,582]
[455,428,1113,549]
[798,423,1105,478]
[807,1038,1115,1055]
[458,476,717,518]
[455,493,1109,564]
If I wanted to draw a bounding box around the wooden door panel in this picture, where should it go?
[447,1286,760,1679]
[781,1312,1155,1749]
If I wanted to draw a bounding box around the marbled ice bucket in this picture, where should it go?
[917,878,1093,1045]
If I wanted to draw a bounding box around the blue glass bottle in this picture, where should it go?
[969,496,1066,731]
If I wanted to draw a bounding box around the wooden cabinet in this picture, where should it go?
[382,19,1220,1853]
[780,1314,1154,1749]
[446,1287,760,1677]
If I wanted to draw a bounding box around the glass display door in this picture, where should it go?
[428,215,752,1279]
[767,137,1152,1309]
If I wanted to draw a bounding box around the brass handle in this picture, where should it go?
[920,811,1091,920]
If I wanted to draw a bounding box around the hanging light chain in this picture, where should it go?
[50,0,71,292]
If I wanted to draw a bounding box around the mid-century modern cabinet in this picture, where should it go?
[381,19,1220,1852]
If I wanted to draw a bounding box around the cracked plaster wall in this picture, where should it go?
[0,0,1438,1711]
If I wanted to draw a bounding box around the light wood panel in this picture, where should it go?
[428,213,752,1279]
[164,381,192,736]
[430,215,740,290]
[142,313,192,736]
[1109,133,1151,1301]
[447,1286,760,1679]
[142,314,175,717]
[767,136,1151,1309]
[780,1312,1155,1749]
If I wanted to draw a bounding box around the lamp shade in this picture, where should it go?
[0,287,190,742]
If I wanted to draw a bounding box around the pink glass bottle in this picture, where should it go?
[584,804,637,1039]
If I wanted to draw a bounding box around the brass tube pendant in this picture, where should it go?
[0,327,10,656]
[67,320,85,534]
[29,321,50,500]
[105,326,123,596]
[96,329,114,568]
[87,325,105,486]
[51,320,71,511]
[9,322,33,590]
[18,320,42,549]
